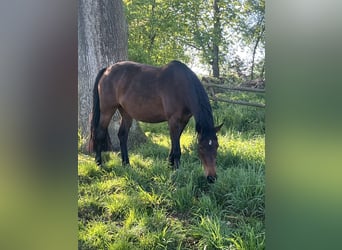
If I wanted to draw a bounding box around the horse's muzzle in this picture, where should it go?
[207,175,217,183]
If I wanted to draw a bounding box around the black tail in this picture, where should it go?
[88,68,110,152]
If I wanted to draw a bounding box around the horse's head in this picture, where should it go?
[198,123,223,183]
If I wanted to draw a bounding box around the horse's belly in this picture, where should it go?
[120,100,167,123]
[137,115,166,123]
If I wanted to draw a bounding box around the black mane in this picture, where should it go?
[175,62,215,135]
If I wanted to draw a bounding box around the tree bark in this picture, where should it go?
[251,24,265,80]
[212,0,220,78]
[78,0,145,152]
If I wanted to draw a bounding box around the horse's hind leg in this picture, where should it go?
[95,111,115,166]
[118,107,133,165]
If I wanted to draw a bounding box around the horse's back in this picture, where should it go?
[107,60,192,89]
[99,60,197,122]
[101,61,166,122]
[105,60,193,98]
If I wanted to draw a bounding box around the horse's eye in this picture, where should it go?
[209,140,212,146]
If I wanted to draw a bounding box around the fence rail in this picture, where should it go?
[202,82,265,94]
[201,81,266,108]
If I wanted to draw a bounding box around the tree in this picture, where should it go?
[123,0,265,81]
[78,0,145,151]
[212,0,221,77]
[238,0,265,79]
[124,0,224,75]
[180,0,239,78]
[124,0,190,65]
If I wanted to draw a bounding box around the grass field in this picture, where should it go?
[78,92,265,249]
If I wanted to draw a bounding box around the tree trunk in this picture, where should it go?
[250,38,259,80]
[251,24,265,80]
[212,0,220,78]
[78,0,146,152]
[260,60,265,79]
[212,44,220,78]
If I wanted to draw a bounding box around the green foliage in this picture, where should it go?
[212,92,265,135]
[124,0,265,79]
[78,99,265,249]
[124,0,190,65]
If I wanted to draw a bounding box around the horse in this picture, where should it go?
[88,60,223,183]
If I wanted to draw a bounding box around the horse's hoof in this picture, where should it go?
[171,164,179,170]
[207,175,217,183]
[173,160,180,169]
[95,158,102,166]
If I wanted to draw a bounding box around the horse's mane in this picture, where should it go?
[191,73,215,135]
[169,61,215,135]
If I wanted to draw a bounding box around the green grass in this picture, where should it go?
[79,94,265,249]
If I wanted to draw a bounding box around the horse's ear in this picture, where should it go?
[215,123,224,133]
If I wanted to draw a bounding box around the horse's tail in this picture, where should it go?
[88,67,110,153]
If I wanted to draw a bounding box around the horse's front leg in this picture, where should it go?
[168,142,180,169]
[168,150,175,167]
[168,117,188,169]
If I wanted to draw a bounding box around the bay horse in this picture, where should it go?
[89,60,223,183]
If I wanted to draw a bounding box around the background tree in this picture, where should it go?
[78,0,145,151]
[239,0,265,80]
[124,0,190,65]
[124,0,232,78]
[123,0,265,80]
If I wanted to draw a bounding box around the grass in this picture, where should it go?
[78,93,265,249]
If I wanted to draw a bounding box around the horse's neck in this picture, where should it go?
[192,100,214,133]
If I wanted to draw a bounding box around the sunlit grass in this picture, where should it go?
[191,214,232,249]
[79,221,113,249]
[78,98,265,249]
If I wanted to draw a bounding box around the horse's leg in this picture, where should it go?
[168,117,189,169]
[95,112,115,166]
[118,107,133,165]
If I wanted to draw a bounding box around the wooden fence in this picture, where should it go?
[201,79,266,108]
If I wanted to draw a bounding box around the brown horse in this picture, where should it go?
[89,60,222,183]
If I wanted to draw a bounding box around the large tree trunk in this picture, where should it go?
[78,0,145,152]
